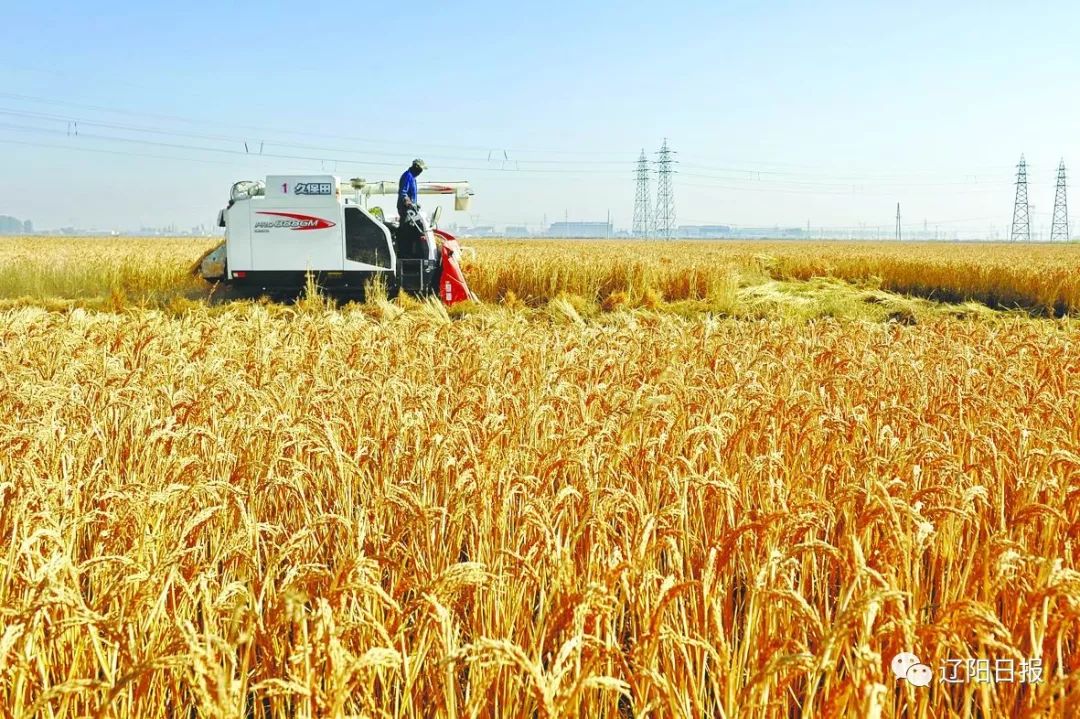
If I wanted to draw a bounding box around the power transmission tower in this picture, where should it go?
[895,203,901,241]
[1010,154,1031,242]
[1051,159,1069,242]
[632,150,652,238]
[654,139,677,239]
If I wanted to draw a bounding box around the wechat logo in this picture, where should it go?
[891,652,933,687]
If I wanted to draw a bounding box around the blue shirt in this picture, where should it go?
[399,170,418,205]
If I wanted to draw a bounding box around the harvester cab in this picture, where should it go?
[198,174,476,304]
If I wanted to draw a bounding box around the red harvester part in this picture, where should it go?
[434,229,473,305]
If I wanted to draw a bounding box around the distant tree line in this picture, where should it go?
[0,216,33,234]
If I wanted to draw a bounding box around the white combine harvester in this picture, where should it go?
[197,174,476,304]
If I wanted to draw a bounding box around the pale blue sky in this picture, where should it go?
[2,1,1079,235]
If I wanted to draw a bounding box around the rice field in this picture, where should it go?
[0,236,1077,717]
[464,239,1080,316]
[2,236,1080,316]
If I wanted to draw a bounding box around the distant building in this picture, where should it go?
[546,221,613,238]
[0,215,30,234]
[677,225,733,238]
[461,226,497,237]
[731,227,805,239]
[505,226,529,237]
[23,219,33,234]
[675,225,806,239]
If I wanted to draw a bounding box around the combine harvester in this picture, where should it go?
[197,174,476,304]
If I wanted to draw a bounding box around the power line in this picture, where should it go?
[1051,159,1069,242]
[678,161,1013,183]
[0,136,269,168]
[8,113,1011,198]
[2,119,1010,204]
[679,168,1011,189]
[0,93,1018,183]
[671,179,1005,197]
[0,122,639,177]
[0,107,637,168]
[0,123,1014,204]
[0,91,636,158]
[3,107,1014,192]
[1,117,1006,195]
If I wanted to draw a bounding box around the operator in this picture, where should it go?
[398,158,426,223]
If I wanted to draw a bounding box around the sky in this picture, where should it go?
[2,0,1080,236]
